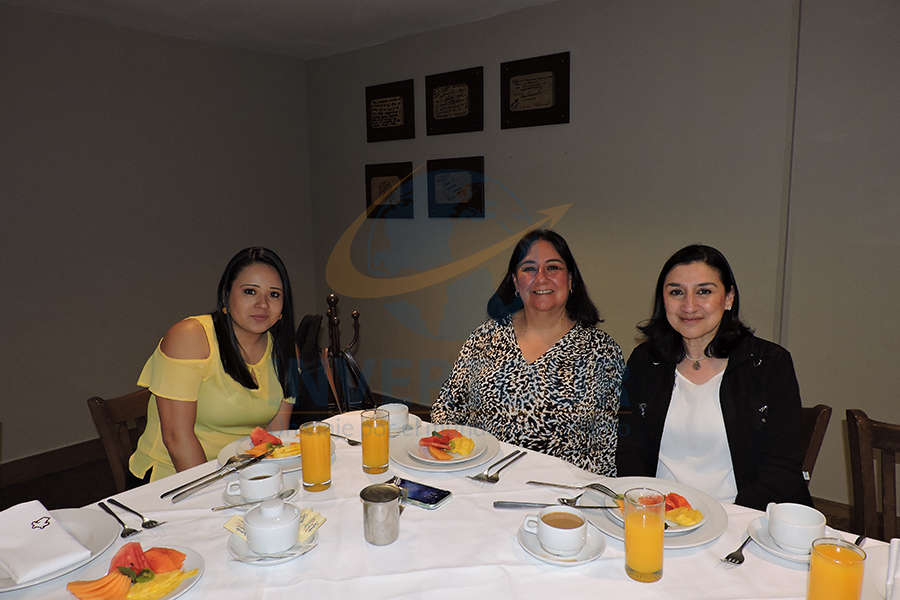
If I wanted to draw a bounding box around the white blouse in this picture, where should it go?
[655,369,738,502]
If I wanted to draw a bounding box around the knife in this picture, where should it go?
[171,448,275,503]
[493,501,616,509]
[161,457,251,499]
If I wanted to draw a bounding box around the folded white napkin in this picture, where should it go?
[887,538,900,600]
[0,500,92,584]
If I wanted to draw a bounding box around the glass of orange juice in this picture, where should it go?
[361,409,390,474]
[807,537,866,600]
[299,421,331,491]
[624,487,665,583]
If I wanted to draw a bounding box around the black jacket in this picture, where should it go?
[616,334,812,510]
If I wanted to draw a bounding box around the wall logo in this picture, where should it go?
[326,165,572,298]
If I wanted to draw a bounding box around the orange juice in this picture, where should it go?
[361,409,390,474]
[299,421,331,491]
[624,488,665,583]
[807,539,865,600]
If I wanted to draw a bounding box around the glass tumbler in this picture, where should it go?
[807,537,865,600]
[624,487,665,583]
[299,421,331,491]
[361,409,390,474]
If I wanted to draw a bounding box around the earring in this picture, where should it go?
[222,307,228,314]
[514,290,520,297]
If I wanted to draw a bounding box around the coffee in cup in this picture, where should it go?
[523,505,587,556]
[226,462,283,501]
[766,502,826,554]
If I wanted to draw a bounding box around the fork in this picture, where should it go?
[526,480,621,502]
[107,498,165,528]
[721,535,752,565]
[98,502,140,538]
[468,450,526,483]
[330,432,361,446]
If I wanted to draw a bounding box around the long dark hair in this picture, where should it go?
[211,247,299,400]
[487,229,601,326]
[638,244,752,362]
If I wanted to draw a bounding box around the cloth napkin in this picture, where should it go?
[0,500,91,584]
[886,538,900,600]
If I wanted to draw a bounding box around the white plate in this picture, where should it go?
[389,424,501,473]
[390,414,424,438]
[747,516,840,563]
[0,508,119,592]
[602,491,706,534]
[221,487,297,509]
[227,532,318,566]
[406,434,487,465]
[580,476,727,549]
[216,430,336,473]
[516,522,606,566]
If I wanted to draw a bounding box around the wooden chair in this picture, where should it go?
[846,408,900,540]
[801,404,832,482]
[87,389,151,493]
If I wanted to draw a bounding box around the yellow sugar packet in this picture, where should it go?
[223,508,326,544]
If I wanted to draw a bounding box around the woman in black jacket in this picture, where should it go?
[616,244,811,510]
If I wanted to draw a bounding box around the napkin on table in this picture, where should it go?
[886,538,900,600]
[0,500,91,584]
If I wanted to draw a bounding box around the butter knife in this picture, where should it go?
[161,455,252,499]
[171,448,274,503]
[493,501,616,509]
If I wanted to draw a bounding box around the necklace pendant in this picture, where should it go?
[692,360,702,370]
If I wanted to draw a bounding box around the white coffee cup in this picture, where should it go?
[379,403,409,435]
[226,462,283,501]
[244,499,300,554]
[766,502,826,554]
[523,505,587,556]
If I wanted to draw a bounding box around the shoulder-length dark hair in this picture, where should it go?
[211,247,299,400]
[487,229,601,327]
[638,244,752,362]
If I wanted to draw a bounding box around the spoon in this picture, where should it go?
[211,488,295,511]
[330,432,361,446]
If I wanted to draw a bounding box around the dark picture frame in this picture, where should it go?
[500,51,570,129]
[365,162,414,219]
[427,156,485,218]
[366,79,415,142]
[425,66,484,136]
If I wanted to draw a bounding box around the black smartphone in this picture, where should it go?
[395,477,452,510]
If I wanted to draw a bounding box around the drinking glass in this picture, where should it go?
[361,409,390,474]
[807,537,866,600]
[299,421,331,491]
[624,487,665,583]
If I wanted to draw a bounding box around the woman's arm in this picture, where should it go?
[156,319,210,472]
[268,401,294,432]
[589,334,624,476]
[430,329,482,424]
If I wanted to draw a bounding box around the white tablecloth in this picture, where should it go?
[5,412,889,600]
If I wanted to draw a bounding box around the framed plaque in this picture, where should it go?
[427,156,484,218]
[500,51,570,129]
[365,162,414,219]
[426,66,483,136]
[366,79,415,142]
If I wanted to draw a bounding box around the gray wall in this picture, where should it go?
[305,0,898,505]
[0,6,315,461]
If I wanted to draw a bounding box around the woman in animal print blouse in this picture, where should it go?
[431,229,624,475]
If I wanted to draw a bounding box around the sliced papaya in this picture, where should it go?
[67,571,130,600]
[144,547,185,573]
[427,445,452,460]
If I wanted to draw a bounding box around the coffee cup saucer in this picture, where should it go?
[222,487,297,510]
[227,532,318,566]
[747,516,837,564]
[389,414,423,438]
[516,523,605,566]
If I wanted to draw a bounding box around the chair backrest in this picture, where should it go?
[846,408,900,540]
[801,404,832,482]
[87,389,150,493]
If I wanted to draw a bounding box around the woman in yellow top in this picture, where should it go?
[129,247,299,482]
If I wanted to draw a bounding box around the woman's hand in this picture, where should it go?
[156,319,210,472]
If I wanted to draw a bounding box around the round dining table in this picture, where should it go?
[4,411,890,600]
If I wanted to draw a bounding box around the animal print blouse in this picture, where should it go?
[431,317,624,475]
